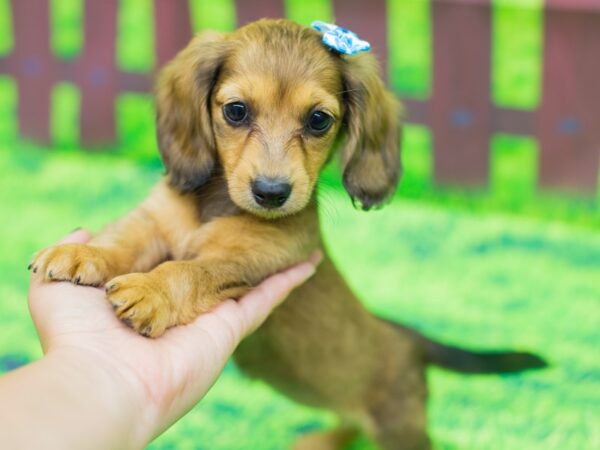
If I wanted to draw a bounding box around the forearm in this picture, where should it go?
[0,350,148,450]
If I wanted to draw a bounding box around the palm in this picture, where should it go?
[29,277,239,436]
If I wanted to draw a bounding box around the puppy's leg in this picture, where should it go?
[105,258,253,337]
[292,426,358,450]
[369,371,431,450]
[105,214,315,337]
[30,206,167,287]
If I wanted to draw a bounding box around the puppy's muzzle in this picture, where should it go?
[251,177,292,209]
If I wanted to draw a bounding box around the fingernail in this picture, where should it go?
[309,249,323,266]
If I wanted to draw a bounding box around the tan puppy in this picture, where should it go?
[31,20,544,450]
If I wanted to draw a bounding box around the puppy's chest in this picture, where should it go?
[194,178,241,223]
[154,179,241,260]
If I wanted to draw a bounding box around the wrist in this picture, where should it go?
[42,348,152,449]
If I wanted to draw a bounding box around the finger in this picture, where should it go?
[56,228,93,245]
[308,249,323,266]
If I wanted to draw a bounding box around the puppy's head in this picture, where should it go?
[156,19,402,217]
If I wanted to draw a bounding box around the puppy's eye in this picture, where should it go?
[306,111,333,135]
[223,102,248,125]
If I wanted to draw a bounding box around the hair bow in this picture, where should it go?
[311,21,371,56]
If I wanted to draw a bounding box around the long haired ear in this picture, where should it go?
[339,53,403,210]
[155,31,229,192]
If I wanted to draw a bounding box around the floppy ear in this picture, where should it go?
[338,53,403,210]
[155,31,229,192]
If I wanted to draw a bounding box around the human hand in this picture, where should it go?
[27,229,321,448]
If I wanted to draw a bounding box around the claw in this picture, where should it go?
[27,263,32,271]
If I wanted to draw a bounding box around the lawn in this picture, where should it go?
[1,0,599,448]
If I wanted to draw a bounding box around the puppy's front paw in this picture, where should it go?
[30,244,113,286]
[106,273,171,338]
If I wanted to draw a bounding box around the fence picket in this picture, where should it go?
[11,0,52,143]
[538,7,600,191]
[235,0,284,26]
[332,0,388,81]
[431,0,491,185]
[154,0,192,67]
[77,0,118,146]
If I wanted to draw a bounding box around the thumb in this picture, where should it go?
[55,228,93,245]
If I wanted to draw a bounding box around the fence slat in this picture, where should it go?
[537,7,600,191]
[154,0,192,67]
[11,0,51,143]
[546,0,600,12]
[235,0,284,27]
[332,0,388,80]
[431,0,491,185]
[76,0,118,146]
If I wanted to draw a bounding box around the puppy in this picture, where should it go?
[30,19,545,450]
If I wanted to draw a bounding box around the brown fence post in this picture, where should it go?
[154,0,192,68]
[431,0,492,186]
[538,0,600,192]
[235,0,284,26]
[77,0,118,146]
[10,0,52,143]
[332,0,388,80]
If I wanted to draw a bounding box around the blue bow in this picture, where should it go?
[311,21,371,56]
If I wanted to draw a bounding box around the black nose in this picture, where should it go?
[251,178,292,209]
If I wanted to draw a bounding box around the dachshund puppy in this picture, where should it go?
[31,19,544,450]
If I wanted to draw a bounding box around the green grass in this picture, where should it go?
[0,144,598,449]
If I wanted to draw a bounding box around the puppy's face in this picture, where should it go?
[211,38,343,217]
[156,20,402,217]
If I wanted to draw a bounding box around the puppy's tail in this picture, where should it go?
[420,338,547,374]
[380,318,547,374]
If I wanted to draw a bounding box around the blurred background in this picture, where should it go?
[0,0,598,448]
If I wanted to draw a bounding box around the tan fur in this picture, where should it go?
[31,20,431,449]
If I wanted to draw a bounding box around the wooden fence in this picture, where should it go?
[0,0,599,194]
